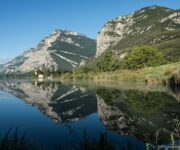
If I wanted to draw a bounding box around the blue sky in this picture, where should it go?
[0,0,180,63]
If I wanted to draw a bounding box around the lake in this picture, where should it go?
[0,79,179,150]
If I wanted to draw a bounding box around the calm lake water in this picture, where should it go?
[0,79,179,150]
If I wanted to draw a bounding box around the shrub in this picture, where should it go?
[73,67,93,75]
[96,51,122,72]
[123,45,164,70]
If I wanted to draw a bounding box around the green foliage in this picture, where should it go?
[105,6,180,63]
[124,90,166,113]
[95,45,164,72]
[156,37,180,62]
[123,45,164,70]
[63,61,180,86]
[96,88,166,113]
[96,51,122,72]
[96,88,121,106]
[73,67,94,75]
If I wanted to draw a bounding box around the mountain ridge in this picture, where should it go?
[96,5,180,62]
[0,29,96,75]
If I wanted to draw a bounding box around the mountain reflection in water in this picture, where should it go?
[0,80,97,123]
[0,80,179,150]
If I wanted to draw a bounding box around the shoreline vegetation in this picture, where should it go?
[59,45,180,87]
[1,46,179,87]
[1,61,179,87]
[61,62,180,86]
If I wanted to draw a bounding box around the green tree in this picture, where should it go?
[96,51,122,72]
[123,45,164,70]
[73,67,93,75]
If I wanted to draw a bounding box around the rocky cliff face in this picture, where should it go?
[96,6,180,61]
[0,30,96,75]
[96,13,134,57]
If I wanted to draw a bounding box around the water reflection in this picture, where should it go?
[0,80,179,149]
[96,87,180,145]
[0,80,97,123]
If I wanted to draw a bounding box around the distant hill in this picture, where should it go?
[0,30,96,75]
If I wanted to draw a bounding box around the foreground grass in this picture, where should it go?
[0,130,34,150]
[61,62,180,85]
[1,130,179,150]
[0,130,115,150]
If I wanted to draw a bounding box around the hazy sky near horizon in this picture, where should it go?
[0,0,180,63]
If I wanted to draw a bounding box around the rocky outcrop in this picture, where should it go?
[96,6,180,61]
[96,13,134,57]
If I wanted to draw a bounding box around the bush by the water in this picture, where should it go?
[95,45,164,72]
[96,51,122,72]
[73,67,94,75]
[123,45,164,69]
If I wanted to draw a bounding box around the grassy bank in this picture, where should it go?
[61,62,180,85]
